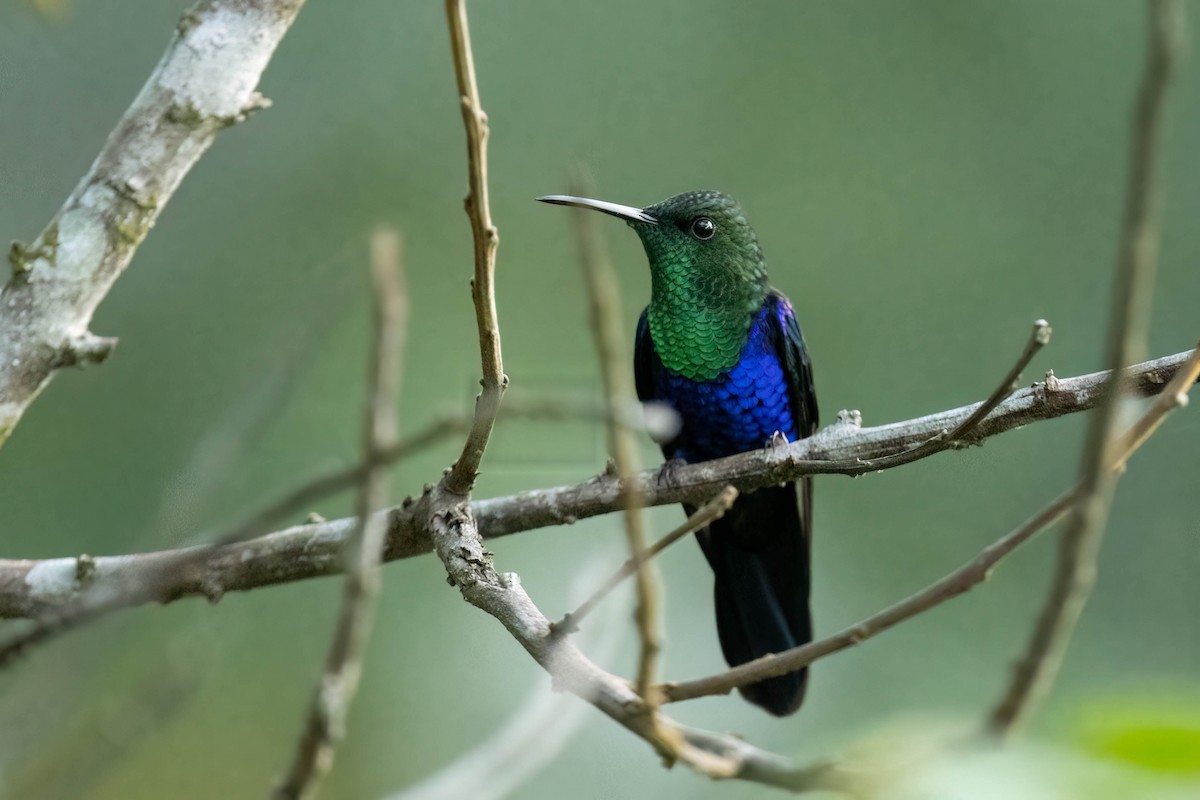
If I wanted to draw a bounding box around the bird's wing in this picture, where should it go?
[765,290,818,437]
[634,308,684,458]
[634,308,658,403]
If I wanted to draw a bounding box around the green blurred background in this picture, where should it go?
[2,1,1198,798]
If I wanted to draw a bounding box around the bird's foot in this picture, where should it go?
[656,457,688,489]
[767,430,791,450]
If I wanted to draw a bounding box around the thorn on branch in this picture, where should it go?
[9,231,58,277]
[1033,319,1053,346]
[834,409,862,428]
[199,571,224,605]
[55,333,119,368]
[234,92,273,123]
[176,8,203,35]
[74,554,96,588]
[8,241,35,277]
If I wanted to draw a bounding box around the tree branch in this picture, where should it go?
[568,178,664,709]
[841,319,1050,474]
[660,346,1200,705]
[986,0,1186,737]
[442,0,506,495]
[274,230,407,798]
[0,0,305,449]
[554,486,739,634]
[422,502,854,792]
[196,394,658,552]
[0,348,1194,621]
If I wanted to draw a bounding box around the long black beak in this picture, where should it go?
[536,195,658,225]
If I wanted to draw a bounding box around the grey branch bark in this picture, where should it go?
[0,0,305,448]
[0,347,1192,620]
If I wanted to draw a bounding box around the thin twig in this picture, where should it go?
[826,318,1051,473]
[0,0,306,450]
[443,0,506,495]
[274,230,408,799]
[210,420,462,545]
[204,393,659,549]
[567,177,663,710]
[986,0,1185,738]
[661,346,1200,704]
[554,486,739,634]
[1,348,1194,622]
[947,321,1053,435]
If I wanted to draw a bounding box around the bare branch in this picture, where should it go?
[205,394,676,548]
[0,0,306,449]
[661,346,1200,705]
[207,419,462,547]
[464,348,1196,530]
[567,177,663,710]
[844,319,1050,473]
[987,0,1186,736]
[984,0,1180,738]
[0,392,666,667]
[422,500,854,792]
[274,230,407,799]
[554,486,738,634]
[0,348,1194,622]
[442,0,506,495]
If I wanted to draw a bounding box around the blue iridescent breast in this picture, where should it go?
[653,306,796,461]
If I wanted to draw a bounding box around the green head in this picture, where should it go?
[538,190,770,380]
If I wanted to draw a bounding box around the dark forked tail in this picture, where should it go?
[695,480,812,716]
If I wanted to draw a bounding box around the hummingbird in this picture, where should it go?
[538,191,819,716]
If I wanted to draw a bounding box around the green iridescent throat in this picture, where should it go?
[643,252,768,381]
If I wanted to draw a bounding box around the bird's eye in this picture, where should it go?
[690,217,716,240]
